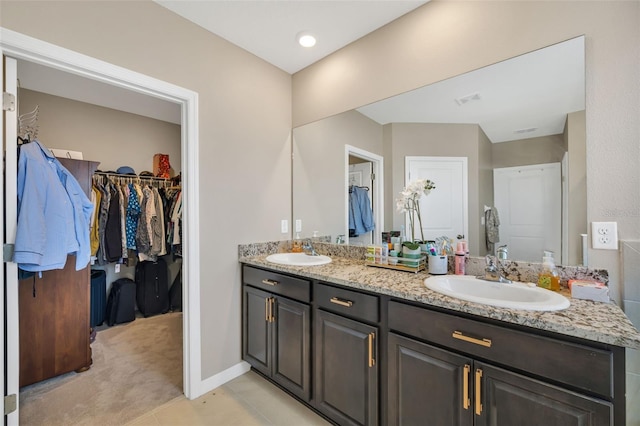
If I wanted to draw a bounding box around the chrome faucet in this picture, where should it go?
[302,239,319,256]
[478,255,512,283]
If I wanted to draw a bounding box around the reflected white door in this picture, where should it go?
[406,157,468,244]
[493,163,562,263]
[348,161,373,245]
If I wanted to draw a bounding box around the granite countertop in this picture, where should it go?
[240,254,640,350]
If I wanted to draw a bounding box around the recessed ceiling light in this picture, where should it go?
[297,31,316,48]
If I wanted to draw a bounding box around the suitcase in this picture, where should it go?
[106,278,136,326]
[169,267,182,312]
[135,259,169,317]
[90,269,107,327]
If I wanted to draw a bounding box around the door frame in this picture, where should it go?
[345,145,383,245]
[0,27,203,410]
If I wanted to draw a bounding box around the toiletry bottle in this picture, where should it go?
[537,250,560,291]
[454,242,465,275]
[292,233,303,253]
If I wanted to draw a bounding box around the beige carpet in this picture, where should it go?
[19,312,183,426]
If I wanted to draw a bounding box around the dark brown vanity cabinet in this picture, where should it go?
[314,283,380,426]
[388,301,621,426]
[242,266,311,402]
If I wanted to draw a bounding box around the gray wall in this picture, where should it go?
[19,89,181,175]
[293,109,382,240]
[492,135,565,168]
[1,0,293,381]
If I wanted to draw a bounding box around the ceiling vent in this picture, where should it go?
[454,92,481,106]
[514,127,538,134]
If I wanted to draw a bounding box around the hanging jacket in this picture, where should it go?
[14,140,93,271]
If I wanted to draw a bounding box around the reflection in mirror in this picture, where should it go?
[293,36,585,265]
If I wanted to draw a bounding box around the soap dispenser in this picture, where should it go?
[537,250,560,291]
[291,233,303,253]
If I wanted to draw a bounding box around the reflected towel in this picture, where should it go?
[485,207,500,251]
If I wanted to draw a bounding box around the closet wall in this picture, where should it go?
[18,88,182,293]
[19,89,181,174]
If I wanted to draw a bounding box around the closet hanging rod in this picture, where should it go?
[93,171,168,181]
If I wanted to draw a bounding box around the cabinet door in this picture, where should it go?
[272,296,311,402]
[314,309,378,426]
[388,333,474,426]
[242,285,271,377]
[476,362,613,426]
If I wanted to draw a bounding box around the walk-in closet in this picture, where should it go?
[13,58,186,423]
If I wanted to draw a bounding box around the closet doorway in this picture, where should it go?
[345,145,383,246]
[1,28,201,423]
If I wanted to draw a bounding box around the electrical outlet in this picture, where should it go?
[280,219,288,233]
[591,221,618,250]
[295,219,302,233]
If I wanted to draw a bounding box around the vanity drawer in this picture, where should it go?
[389,300,613,399]
[242,265,311,303]
[315,283,379,323]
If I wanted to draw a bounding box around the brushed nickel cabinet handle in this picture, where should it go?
[368,332,376,367]
[475,368,483,415]
[463,364,471,410]
[261,279,279,286]
[452,331,492,348]
[330,297,353,307]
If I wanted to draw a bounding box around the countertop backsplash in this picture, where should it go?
[238,240,609,289]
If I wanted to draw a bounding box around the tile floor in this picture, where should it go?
[126,366,640,425]
[126,371,330,426]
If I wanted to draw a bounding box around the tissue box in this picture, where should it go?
[569,280,610,303]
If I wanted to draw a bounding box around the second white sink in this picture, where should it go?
[424,275,570,311]
[266,252,332,266]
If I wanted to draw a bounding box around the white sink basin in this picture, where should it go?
[266,252,332,266]
[424,275,570,311]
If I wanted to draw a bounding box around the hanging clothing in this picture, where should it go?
[485,207,501,252]
[90,185,102,257]
[348,186,375,237]
[125,183,141,250]
[104,183,123,262]
[14,140,93,272]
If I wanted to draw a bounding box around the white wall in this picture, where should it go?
[293,0,640,305]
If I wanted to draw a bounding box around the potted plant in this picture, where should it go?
[396,178,436,249]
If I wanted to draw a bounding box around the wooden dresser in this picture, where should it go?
[19,158,99,387]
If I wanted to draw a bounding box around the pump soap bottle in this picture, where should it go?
[537,250,560,291]
[454,242,466,275]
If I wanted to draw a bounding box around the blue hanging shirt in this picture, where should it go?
[14,140,94,271]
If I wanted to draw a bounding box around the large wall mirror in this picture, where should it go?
[293,36,586,266]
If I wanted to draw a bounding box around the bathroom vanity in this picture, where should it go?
[240,253,640,426]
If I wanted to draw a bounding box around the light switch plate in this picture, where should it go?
[281,219,288,233]
[591,221,618,250]
[295,219,302,233]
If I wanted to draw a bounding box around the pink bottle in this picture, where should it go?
[454,242,466,275]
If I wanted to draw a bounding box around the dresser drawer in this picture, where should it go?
[389,300,613,399]
[242,265,311,303]
[315,283,379,323]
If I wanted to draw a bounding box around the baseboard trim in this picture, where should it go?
[195,361,251,399]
